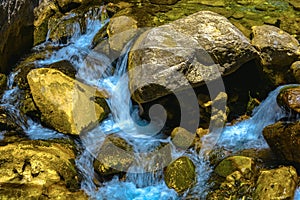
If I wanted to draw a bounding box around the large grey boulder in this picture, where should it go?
[128,11,258,103]
[27,68,109,135]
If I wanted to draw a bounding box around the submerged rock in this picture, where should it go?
[253,166,298,200]
[263,121,300,166]
[128,10,258,103]
[164,156,196,194]
[93,134,134,177]
[0,139,87,199]
[251,25,300,86]
[277,86,300,114]
[27,68,109,135]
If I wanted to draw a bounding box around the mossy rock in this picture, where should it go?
[214,156,254,178]
[93,134,134,177]
[0,139,86,199]
[253,166,298,200]
[164,156,196,194]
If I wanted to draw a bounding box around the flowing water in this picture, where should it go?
[1,6,300,199]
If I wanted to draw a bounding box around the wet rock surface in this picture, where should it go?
[128,10,258,103]
[253,166,298,200]
[27,68,109,135]
[93,134,134,178]
[208,154,298,199]
[1,0,300,199]
[263,121,300,166]
[164,156,196,194]
[0,139,87,199]
[291,61,300,83]
[277,85,300,114]
[251,25,300,86]
[107,15,138,52]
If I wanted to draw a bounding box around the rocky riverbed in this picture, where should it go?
[0,0,300,199]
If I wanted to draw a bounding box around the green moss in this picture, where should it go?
[164,156,196,194]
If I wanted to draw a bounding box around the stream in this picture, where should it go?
[1,6,300,200]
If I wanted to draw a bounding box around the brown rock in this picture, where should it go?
[164,156,196,194]
[251,25,300,85]
[93,134,134,177]
[253,166,298,200]
[0,0,39,73]
[107,15,138,52]
[0,139,87,199]
[291,61,300,83]
[263,121,300,165]
[277,86,300,114]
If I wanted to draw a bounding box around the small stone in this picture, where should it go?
[171,127,195,149]
[107,15,138,52]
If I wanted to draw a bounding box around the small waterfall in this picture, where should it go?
[1,4,300,199]
[209,85,296,151]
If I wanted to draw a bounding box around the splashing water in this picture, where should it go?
[1,5,300,199]
[206,85,297,151]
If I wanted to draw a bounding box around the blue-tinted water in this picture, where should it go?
[1,5,299,199]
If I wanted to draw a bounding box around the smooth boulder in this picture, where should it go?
[128,10,258,103]
[27,68,109,135]
[291,61,300,83]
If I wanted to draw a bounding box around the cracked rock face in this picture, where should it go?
[0,140,87,199]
